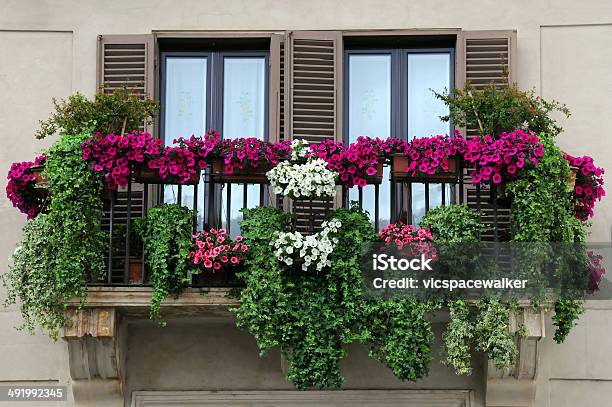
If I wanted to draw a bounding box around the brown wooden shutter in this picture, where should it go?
[284,31,343,230]
[97,34,156,281]
[285,31,343,143]
[458,30,517,241]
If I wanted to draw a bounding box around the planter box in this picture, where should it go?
[336,162,384,186]
[29,164,49,187]
[210,158,270,183]
[192,268,239,287]
[133,164,200,185]
[391,154,459,183]
[568,166,579,192]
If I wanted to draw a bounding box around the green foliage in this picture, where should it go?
[35,88,158,139]
[507,133,574,242]
[136,204,194,323]
[420,204,483,242]
[3,133,106,339]
[236,204,437,388]
[435,82,570,138]
[507,133,585,342]
[363,299,436,381]
[474,300,517,370]
[441,300,473,375]
[553,299,583,343]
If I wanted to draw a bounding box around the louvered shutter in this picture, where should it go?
[97,34,156,282]
[458,30,517,241]
[285,31,343,230]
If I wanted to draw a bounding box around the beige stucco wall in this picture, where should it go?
[1,1,612,406]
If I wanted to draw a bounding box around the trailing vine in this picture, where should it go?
[3,133,106,339]
[441,300,473,375]
[507,133,586,343]
[136,204,194,323]
[473,299,517,370]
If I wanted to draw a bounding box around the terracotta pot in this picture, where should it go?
[210,158,270,183]
[568,166,579,192]
[133,164,200,185]
[128,258,144,284]
[391,154,459,183]
[29,164,49,187]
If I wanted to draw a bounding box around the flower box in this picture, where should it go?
[336,162,384,186]
[210,157,270,183]
[29,164,49,188]
[133,164,200,185]
[568,165,579,192]
[391,154,459,183]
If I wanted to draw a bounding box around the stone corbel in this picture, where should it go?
[62,307,121,381]
[485,306,545,407]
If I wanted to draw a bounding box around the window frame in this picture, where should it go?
[343,46,455,143]
[343,46,456,227]
[160,49,270,144]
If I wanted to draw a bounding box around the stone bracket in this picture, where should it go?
[62,307,120,381]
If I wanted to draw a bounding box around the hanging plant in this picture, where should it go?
[136,204,194,323]
[6,154,48,219]
[563,153,605,221]
[267,158,338,199]
[272,219,341,271]
[473,299,518,370]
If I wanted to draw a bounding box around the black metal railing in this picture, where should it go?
[93,161,507,287]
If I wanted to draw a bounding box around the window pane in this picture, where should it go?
[223,57,266,139]
[348,54,391,142]
[407,53,451,224]
[163,57,207,218]
[348,54,392,228]
[222,57,266,232]
[407,53,450,138]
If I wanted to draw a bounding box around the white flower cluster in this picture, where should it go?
[272,219,342,271]
[267,158,337,199]
[290,138,310,162]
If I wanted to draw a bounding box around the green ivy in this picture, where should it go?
[136,204,194,323]
[36,88,158,139]
[441,300,473,375]
[507,132,585,342]
[3,133,106,339]
[420,204,483,242]
[474,299,517,370]
[363,299,436,381]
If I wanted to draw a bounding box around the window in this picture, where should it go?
[161,49,269,232]
[345,46,454,227]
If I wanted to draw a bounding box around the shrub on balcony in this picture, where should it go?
[35,88,158,140]
[135,204,195,323]
[434,82,570,138]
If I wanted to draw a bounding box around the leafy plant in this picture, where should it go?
[136,204,194,323]
[420,204,483,243]
[441,300,473,375]
[363,299,436,381]
[36,88,158,139]
[3,133,106,339]
[434,82,570,138]
[474,300,517,370]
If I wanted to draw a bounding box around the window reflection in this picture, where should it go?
[348,54,392,228]
[407,53,451,225]
[221,57,266,234]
